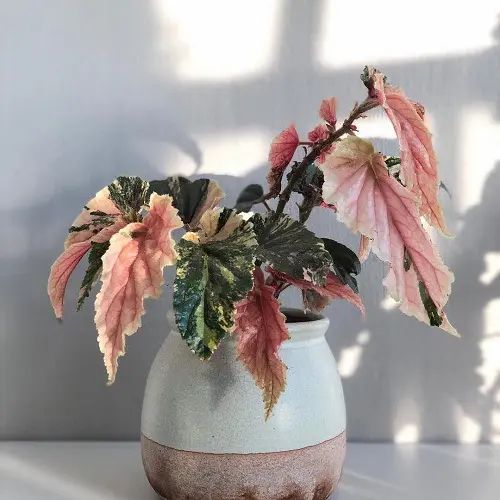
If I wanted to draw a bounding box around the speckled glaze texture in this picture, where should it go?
[141,310,347,499]
[142,431,346,500]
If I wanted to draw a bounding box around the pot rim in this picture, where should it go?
[167,308,330,344]
[280,307,330,342]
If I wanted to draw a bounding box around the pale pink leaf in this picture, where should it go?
[267,124,299,195]
[189,180,225,229]
[411,100,426,119]
[234,267,289,419]
[48,187,127,319]
[321,136,457,334]
[371,70,450,234]
[95,194,182,384]
[142,192,183,291]
[48,241,92,319]
[319,97,337,125]
[358,235,372,263]
[64,187,123,249]
[268,267,365,316]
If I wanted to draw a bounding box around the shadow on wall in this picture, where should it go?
[0,1,499,441]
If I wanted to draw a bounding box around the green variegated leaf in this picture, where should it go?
[77,241,109,310]
[108,176,149,222]
[252,212,331,285]
[147,176,224,228]
[173,208,257,359]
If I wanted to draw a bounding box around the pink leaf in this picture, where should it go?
[268,267,365,315]
[48,241,92,319]
[371,70,450,234]
[308,124,329,143]
[358,235,372,263]
[267,124,299,195]
[234,267,289,419]
[190,180,225,229]
[95,194,182,384]
[48,187,126,318]
[319,97,337,126]
[321,136,457,334]
[64,187,123,248]
[307,124,333,163]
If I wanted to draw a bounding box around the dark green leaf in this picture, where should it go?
[403,247,412,272]
[384,156,401,168]
[418,281,444,327]
[252,212,331,285]
[286,163,324,199]
[173,209,257,359]
[108,176,149,222]
[147,176,223,226]
[322,238,360,293]
[68,223,91,233]
[235,184,264,212]
[69,213,116,234]
[384,157,402,183]
[77,241,110,310]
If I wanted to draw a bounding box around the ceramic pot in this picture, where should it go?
[141,309,346,500]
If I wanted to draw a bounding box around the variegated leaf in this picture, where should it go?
[268,267,365,315]
[252,212,331,285]
[321,136,457,334]
[148,176,224,228]
[173,208,258,359]
[95,193,182,383]
[368,68,450,234]
[48,186,127,319]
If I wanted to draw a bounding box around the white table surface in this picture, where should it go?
[0,442,498,500]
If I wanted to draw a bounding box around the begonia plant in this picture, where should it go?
[48,67,457,418]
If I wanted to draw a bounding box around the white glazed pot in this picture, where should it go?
[141,310,346,500]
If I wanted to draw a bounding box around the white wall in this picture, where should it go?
[1,0,500,442]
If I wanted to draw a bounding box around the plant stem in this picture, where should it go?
[263,97,379,300]
[273,97,378,218]
[262,199,272,211]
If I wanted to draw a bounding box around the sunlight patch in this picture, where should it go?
[454,404,481,443]
[458,106,500,212]
[477,298,500,396]
[154,0,282,81]
[480,252,500,286]
[337,330,370,378]
[395,424,420,444]
[318,0,498,69]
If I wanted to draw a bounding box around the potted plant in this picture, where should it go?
[48,67,457,500]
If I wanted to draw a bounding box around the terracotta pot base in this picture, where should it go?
[141,431,346,500]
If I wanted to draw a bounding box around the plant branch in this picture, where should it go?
[262,199,272,211]
[273,97,379,218]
